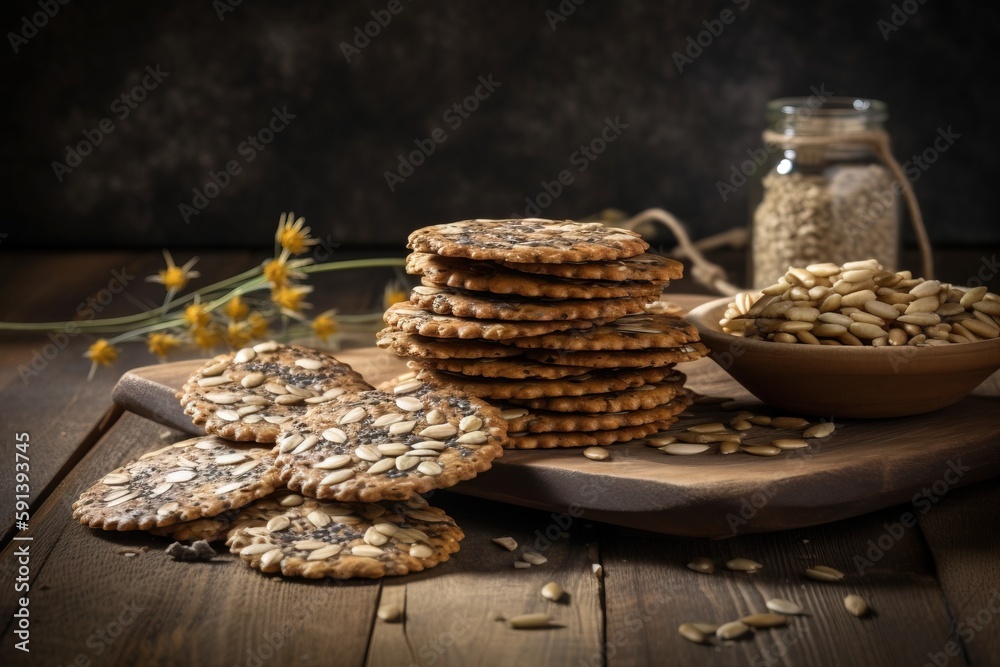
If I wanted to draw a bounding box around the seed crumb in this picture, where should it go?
[165,540,216,561]
[492,536,518,551]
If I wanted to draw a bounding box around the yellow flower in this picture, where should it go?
[311,310,339,341]
[146,250,200,292]
[183,303,211,329]
[147,332,181,359]
[247,311,269,338]
[85,339,118,379]
[383,277,409,309]
[275,211,318,255]
[262,257,311,288]
[224,321,252,349]
[192,324,221,350]
[224,296,249,321]
[271,284,313,314]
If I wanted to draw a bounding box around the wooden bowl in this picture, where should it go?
[686,297,1000,418]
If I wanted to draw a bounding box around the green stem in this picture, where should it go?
[0,258,402,332]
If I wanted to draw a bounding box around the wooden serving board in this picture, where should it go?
[112,348,1000,538]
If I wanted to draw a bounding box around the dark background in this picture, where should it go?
[1,0,997,251]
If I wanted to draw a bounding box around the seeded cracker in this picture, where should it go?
[414,365,677,400]
[274,375,506,502]
[376,328,522,359]
[406,252,664,300]
[505,313,701,351]
[228,496,463,578]
[526,343,708,368]
[179,341,372,443]
[407,219,648,263]
[414,357,593,380]
[409,285,651,322]
[500,253,684,282]
[509,373,687,413]
[501,396,691,433]
[72,436,281,531]
[506,421,675,450]
[384,302,610,340]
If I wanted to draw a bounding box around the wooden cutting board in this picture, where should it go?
[112,348,1000,538]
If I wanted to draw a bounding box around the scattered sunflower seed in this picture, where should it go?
[844,594,870,617]
[687,556,715,574]
[494,536,519,551]
[583,446,610,460]
[716,620,751,640]
[377,603,404,623]
[725,558,763,572]
[522,551,547,565]
[805,565,845,582]
[803,422,836,438]
[508,613,552,629]
[513,561,531,569]
[678,623,708,644]
[541,582,565,602]
[771,417,811,429]
[765,598,803,615]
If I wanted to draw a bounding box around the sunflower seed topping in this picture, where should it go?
[266,515,290,532]
[373,413,405,427]
[419,424,457,439]
[339,407,367,424]
[314,455,352,470]
[320,469,355,486]
[393,378,423,394]
[366,458,397,475]
[396,396,424,412]
[241,372,266,388]
[417,461,443,476]
[165,469,198,483]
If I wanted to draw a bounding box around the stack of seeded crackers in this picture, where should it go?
[73,342,509,578]
[378,218,708,449]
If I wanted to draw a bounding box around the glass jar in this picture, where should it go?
[749,97,901,288]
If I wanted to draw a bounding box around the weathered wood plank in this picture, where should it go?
[602,502,962,667]
[918,482,1000,667]
[0,412,380,666]
[366,493,604,667]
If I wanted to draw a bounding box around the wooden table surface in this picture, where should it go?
[1,249,999,667]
